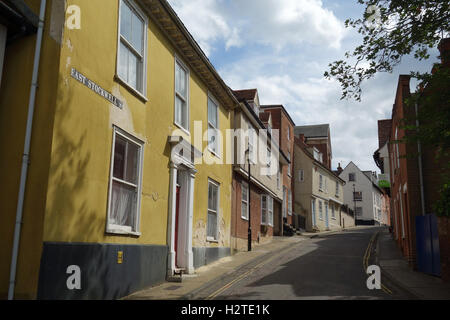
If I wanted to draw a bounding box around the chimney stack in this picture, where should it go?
[337,163,343,175]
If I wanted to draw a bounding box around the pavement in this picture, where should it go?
[376,228,450,300]
[123,228,348,300]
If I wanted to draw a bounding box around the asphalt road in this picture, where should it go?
[206,227,409,300]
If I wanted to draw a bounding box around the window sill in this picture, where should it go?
[174,122,191,136]
[241,216,249,221]
[206,237,219,243]
[114,74,148,103]
[106,227,141,237]
[208,148,221,159]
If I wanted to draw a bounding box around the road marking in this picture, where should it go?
[363,231,392,295]
[205,242,300,300]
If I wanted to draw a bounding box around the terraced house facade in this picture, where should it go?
[0,0,238,299]
[293,134,346,232]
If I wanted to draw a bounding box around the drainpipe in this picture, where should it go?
[8,0,47,300]
[415,102,426,216]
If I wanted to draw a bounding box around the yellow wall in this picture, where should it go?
[44,0,232,248]
[0,0,63,299]
[1,0,233,298]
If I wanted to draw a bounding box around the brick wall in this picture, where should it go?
[262,106,295,226]
[231,173,274,251]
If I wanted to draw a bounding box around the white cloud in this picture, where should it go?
[166,1,437,173]
[168,0,346,53]
[219,55,396,172]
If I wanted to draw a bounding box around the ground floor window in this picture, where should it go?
[261,195,274,227]
[107,127,144,234]
[241,182,249,220]
[207,179,220,241]
[318,200,323,220]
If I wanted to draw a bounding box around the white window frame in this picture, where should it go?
[268,196,274,227]
[261,195,268,226]
[261,195,274,227]
[266,147,271,169]
[287,127,290,141]
[207,179,220,242]
[247,120,256,164]
[174,56,190,133]
[207,93,220,156]
[241,182,249,221]
[318,201,323,220]
[106,126,144,236]
[319,174,324,191]
[331,205,336,219]
[335,181,339,197]
[116,0,148,97]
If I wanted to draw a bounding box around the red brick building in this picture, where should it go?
[387,38,450,280]
[260,105,296,230]
[294,124,332,170]
[230,90,289,251]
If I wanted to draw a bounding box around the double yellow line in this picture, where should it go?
[363,231,392,295]
[205,244,297,300]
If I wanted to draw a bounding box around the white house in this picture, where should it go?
[339,162,385,225]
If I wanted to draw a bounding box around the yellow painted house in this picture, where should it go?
[0,0,237,299]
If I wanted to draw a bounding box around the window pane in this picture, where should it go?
[113,136,127,180]
[176,63,187,98]
[131,12,144,54]
[125,141,139,184]
[119,42,129,81]
[128,51,138,90]
[120,1,132,41]
[175,95,187,128]
[208,98,218,128]
[241,202,247,219]
[242,184,248,200]
[111,180,137,230]
[207,211,217,238]
[208,126,217,153]
[208,183,218,211]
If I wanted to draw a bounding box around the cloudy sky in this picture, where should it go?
[167,0,439,172]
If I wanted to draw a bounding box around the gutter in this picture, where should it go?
[8,0,46,300]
